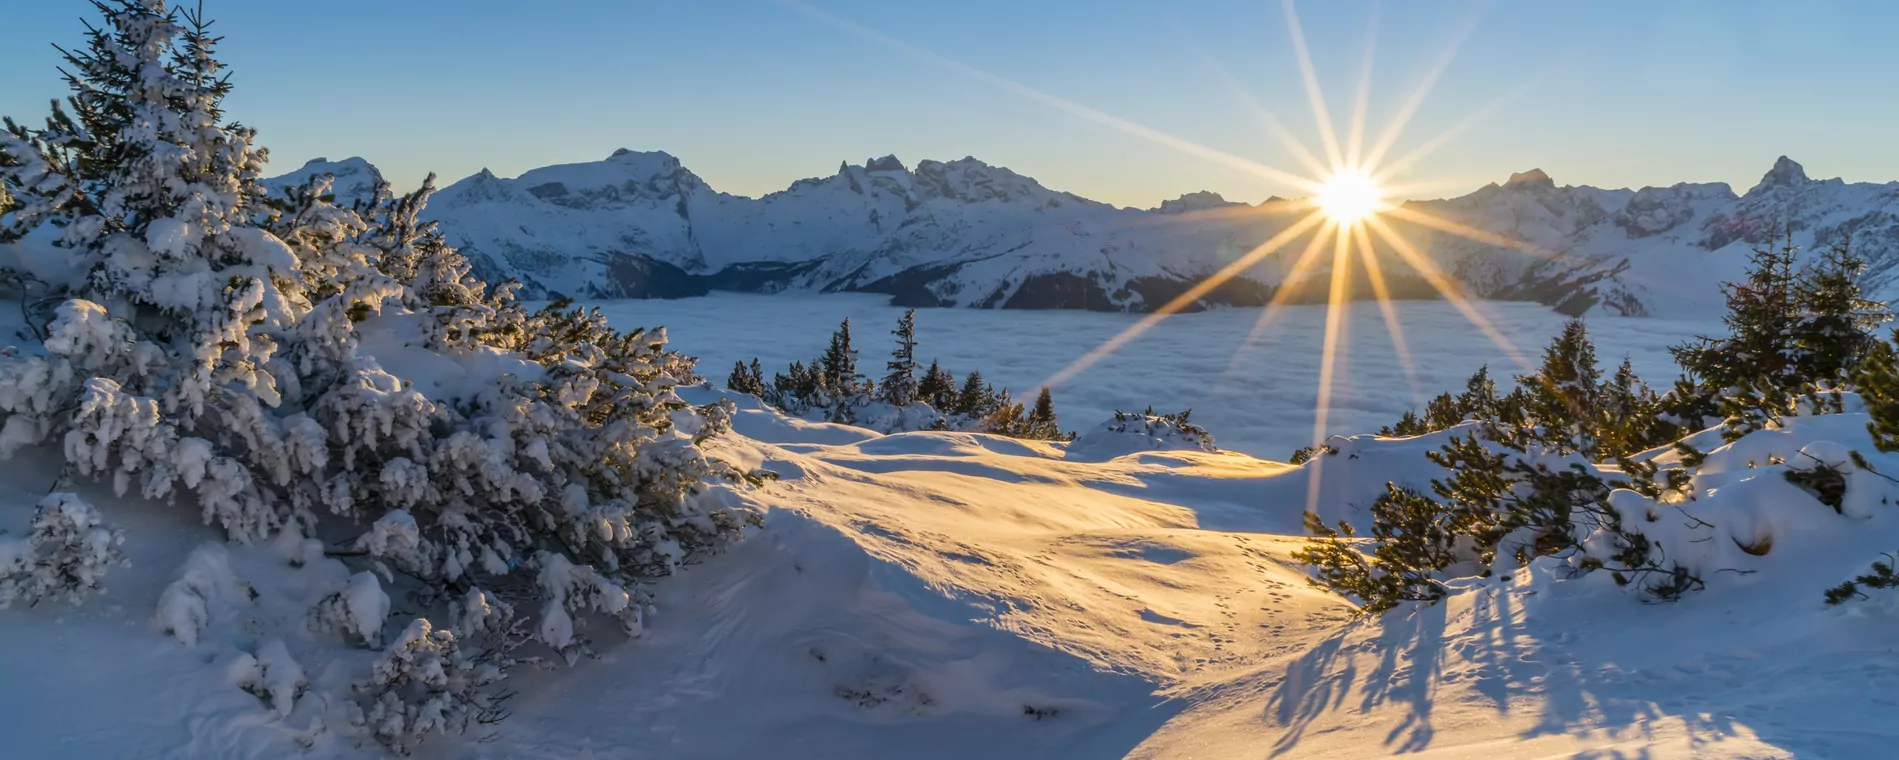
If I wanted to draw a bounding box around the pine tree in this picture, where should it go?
[880,309,919,406]
[727,360,764,396]
[1025,387,1061,440]
[1674,231,1802,393]
[955,371,988,416]
[917,360,956,409]
[1597,358,1665,458]
[820,318,863,397]
[1856,336,1899,452]
[1522,319,1602,454]
[0,7,766,747]
[1794,236,1889,382]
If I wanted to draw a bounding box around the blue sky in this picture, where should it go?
[1,1,1889,207]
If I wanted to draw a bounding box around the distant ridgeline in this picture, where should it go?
[265,153,1899,318]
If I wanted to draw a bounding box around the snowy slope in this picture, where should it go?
[267,152,1899,318]
[5,378,1899,758]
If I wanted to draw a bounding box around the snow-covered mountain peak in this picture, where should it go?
[1505,168,1556,189]
[259,156,383,205]
[1749,155,1811,195]
[506,150,709,211]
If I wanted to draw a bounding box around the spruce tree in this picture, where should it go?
[1794,237,1889,382]
[880,309,919,406]
[955,371,988,416]
[1597,358,1665,458]
[1855,336,1899,452]
[1026,387,1061,440]
[820,318,862,397]
[1522,319,1602,454]
[917,360,956,409]
[1674,231,1802,393]
[727,359,765,396]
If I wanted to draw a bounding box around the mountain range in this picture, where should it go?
[264,152,1899,319]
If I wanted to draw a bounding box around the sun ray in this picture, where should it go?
[1041,212,1329,390]
[1352,223,1424,405]
[1359,4,1487,171]
[1189,43,1333,180]
[1344,1,1382,169]
[1384,204,1566,261]
[1281,0,1346,171]
[1219,217,1342,380]
[1304,223,1358,513]
[1366,215,1531,370]
[778,0,1320,193]
[1370,76,1541,186]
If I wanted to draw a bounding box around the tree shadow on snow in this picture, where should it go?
[1264,590,1765,757]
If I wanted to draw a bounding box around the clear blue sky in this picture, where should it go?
[1,1,1891,207]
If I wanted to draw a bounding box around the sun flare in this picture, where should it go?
[794,0,1556,488]
[1315,168,1384,224]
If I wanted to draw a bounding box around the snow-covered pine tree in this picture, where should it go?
[0,0,312,541]
[917,360,956,410]
[0,5,762,747]
[879,309,918,406]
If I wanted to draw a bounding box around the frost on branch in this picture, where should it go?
[0,492,126,609]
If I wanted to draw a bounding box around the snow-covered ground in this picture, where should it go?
[591,293,1716,458]
[6,383,1894,759]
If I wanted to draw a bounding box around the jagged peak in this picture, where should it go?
[1156,191,1242,214]
[1749,155,1810,195]
[1505,168,1555,189]
[865,155,907,173]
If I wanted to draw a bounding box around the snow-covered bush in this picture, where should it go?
[1,0,762,741]
[351,617,508,755]
[230,639,308,717]
[0,492,125,608]
[157,542,257,647]
[1071,407,1216,455]
[309,571,392,647]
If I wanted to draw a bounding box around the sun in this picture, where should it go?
[1315,168,1384,224]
